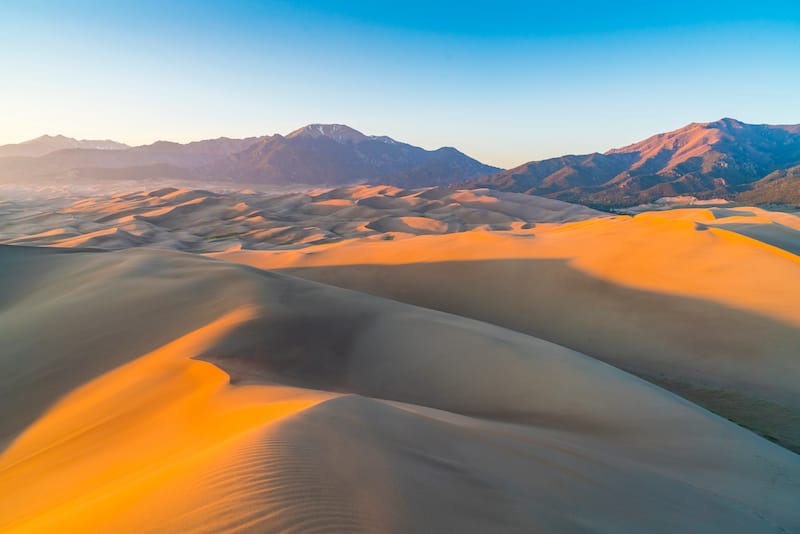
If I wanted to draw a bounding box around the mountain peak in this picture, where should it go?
[468,117,800,207]
[606,118,743,159]
[24,134,128,149]
[706,117,745,130]
[287,124,368,143]
[284,123,404,145]
[27,134,73,143]
[0,134,129,158]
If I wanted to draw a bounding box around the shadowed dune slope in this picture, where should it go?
[1,245,799,532]
[215,207,800,452]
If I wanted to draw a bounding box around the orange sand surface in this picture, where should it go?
[1,187,799,532]
[214,203,800,451]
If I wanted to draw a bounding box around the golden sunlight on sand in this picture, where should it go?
[1,186,799,532]
[214,198,800,451]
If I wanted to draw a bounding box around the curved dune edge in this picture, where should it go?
[1,245,799,532]
[212,209,800,451]
[0,307,336,532]
[213,207,800,328]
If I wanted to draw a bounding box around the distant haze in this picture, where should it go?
[4,119,800,207]
[0,123,499,188]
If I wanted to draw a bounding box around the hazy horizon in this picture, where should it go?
[4,115,798,169]
[2,1,799,167]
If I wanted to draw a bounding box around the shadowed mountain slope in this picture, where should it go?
[0,124,498,187]
[207,124,499,186]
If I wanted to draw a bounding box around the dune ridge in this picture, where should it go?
[2,184,800,531]
[214,202,800,451]
[1,245,799,532]
[0,185,603,252]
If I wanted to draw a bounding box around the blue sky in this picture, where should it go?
[1,0,799,167]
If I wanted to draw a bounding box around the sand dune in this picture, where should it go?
[1,245,799,532]
[215,204,800,451]
[2,186,800,531]
[0,185,603,252]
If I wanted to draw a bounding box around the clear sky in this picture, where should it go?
[2,0,799,168]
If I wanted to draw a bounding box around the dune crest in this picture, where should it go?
[214,202,800,451]
[0,308,333,531]
[2,184,800,531]
[0,185,603,252]
[1,245,799,531]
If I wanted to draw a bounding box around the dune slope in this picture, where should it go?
[215,205,800,451]
[1,245,799,532]
[0,186,602,252]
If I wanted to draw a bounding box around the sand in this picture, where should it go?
[1,185,799,531]
[1,245,799,532]
[0,185,602,252]
[213,201,800,452]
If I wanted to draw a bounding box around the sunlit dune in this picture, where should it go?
[308,198,354,207]
[0,308,333,532]
[213,201,800,451]
[52,226,142,248]
[217,209,800,325]
[5,227,74,243]
[1,185,800,531]
[0,185,605,252]
[366,215,449,234]
[1,245,799,531]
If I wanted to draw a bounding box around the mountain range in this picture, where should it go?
[465,118,800,207]
[205,124,500,186]
[0,124,498,187]
[2,119,800,206]
[0,134,129,158]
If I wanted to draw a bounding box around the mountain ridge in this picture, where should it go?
[0,135,130,158]
[212,125,498,186]
[464,118,800,207]
[0,124,499,187]
[3,119,800,206]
